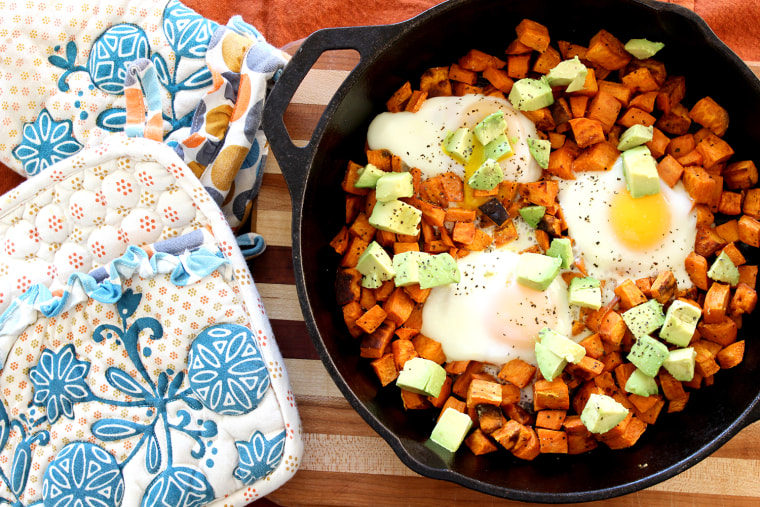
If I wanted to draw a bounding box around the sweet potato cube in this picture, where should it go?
[646,126,671,159]
[498,358,537,388]
[420,66,452,97]
[614,279,648,310]
[452,221,476,245]
[650,270,677,304]
[515,18,550,52]
[703,282,731,324]
[465,429,499,455]
[682,166,720,205]
[656,76,686,114]
[405,90,428,112]
[507,53,532,79]
[356,304,389,334]
[385,287,415,326]
[579,333,606,359]
[467,379,504,408]
[717,340,745,369]
[656,103,692,135]
[342,161,372,196]
[458,48,506,71]
[400,389,431,410]
[342,301,364,338]
[629,90,658,113]
[537,428,568,454]
[586,90,623,134]
[491,419,523,451]
[412,334,447,364]
[438,396,466,422]
[657,155,684,188]
[569,118,605,148]
[731,282,758,315]
[696,133,735,169]
[391,338,418,371]
[617,107,656,128]
[428,376,453,408]
[386,81,412,112]
[476,403,506,434]
[621,66,660,93]
[602,416,647,450]
[568,433,599,455]
[371,353,399,386]
[359,319,396,359]
[533,378,570,411]
[585,29,631,70]
[533,46,562,74]
[690,96,729,137]
[724,160,759,190]
[511,425,541,460]
[739,215,760,247]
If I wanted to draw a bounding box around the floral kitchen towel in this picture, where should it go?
[0,134,303,506]
[3,0,288,230]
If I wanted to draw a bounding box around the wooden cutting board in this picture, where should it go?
[250,44,760,506]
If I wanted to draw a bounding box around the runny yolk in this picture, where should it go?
[609,187,671,250]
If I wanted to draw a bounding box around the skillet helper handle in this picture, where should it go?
[263,24,402,202]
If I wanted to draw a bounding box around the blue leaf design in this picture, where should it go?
[117,288,142,322]
[151,53,171,88]
[162,0,217,59]
[10,439,33,497]
[65,40,77,65]
[92,323,122,343]
[48,54,70,70]
[168,371,185,397]
[106,367,151,399]
[177,66,213,91]
[92,419,147,441]
[146,431,161,474]
[96,108,127,132]
[0,402,10,453]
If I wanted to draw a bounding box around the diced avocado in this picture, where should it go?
[627,335,669,377]
[625,38,665,60]
[473,111,508,146]
[527,138,551,169]
[625,368,660,397]
[568,276,602,310]
[535,341,567,382]
[547,56,588,93]
[516,252,562,291]
[396,357,447,397]
[708,250,740,286]
[468,158,503,190]
[659,299,701,347]
[617,124,654,151]
[622,298,665,339]
[375,172,414,202]
[446,127,475,163]
[478,198,509,227]
[518,205,546,229]
[580,393,629,434]
[539,327,586,364]
[484,134,514,160]
[368,199,422,236]
[354,163,385,188]
[508,76,554,111]
[662,347,697,382]
[546,237,573,269]
[355,241,395,289]
[418,252,461,289]
[392,251,431,287]
[622,145,660,198]
[430,407,473,452]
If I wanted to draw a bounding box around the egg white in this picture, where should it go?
[557,156,697,294]
[366,94,542,183]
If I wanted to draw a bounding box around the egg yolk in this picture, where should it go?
[609,187,671,250]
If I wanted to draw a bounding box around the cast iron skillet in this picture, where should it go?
[262,0,760,501]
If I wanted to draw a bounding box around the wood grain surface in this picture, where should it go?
[250,43,760,506]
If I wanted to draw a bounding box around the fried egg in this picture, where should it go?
[421,249,574,366]
[558,156,697,294]
[366,94,542,183]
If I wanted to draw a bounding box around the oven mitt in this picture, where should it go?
[3,0,288,231]
[0,132,303,505]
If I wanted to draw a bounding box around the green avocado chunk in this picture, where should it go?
[546,237,573,269]
[368,199,422,236]
[622,298,665,339]
[516,253,562,291]
[518,205,546,229]
[625,368,659,396]
[430,407,473,452]
[355,241,395,289]
[508,76,554,111]
[625,38,665,59]
[580,393,629,434]
[396,357,447,397]
[627,335,669,377]
[473,111,508,146]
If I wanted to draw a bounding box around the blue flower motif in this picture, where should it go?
[12,109,83,176]
[88,24,151,94]
[42,442,125,507]
[187,324,270,415]
[142,466,214,507]
[234,430,286,485]
[163,0,217,59]
[29,344,92,424]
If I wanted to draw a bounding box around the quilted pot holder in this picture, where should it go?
[0,132,303,505]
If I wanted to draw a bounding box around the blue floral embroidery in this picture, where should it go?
[42,442,125,507]
[187,324,270,415]
[234,430,286,485]
[142,466,215,507]
[0,402,50,506]
[89,24,151,95]
[11,110,83,176]
[29,344,92,424]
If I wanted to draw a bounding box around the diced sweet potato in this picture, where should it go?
[498,358,537,388]
[689,96,729,137]
[465,428,499,455]
[696,133,735,169]
[515,18,551,52]
[585,29,631,70]
[717,340,745,369]
[724,160,759,190]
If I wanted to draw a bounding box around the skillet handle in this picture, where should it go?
[262,24,403,203]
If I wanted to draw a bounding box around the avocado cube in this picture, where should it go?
[396,357,447,397]
[568,276,602,310]
[368,199,422,236]
[707,250,740,286]
[516,253,562,291]
[375,172,414,202]
[625,38,665,60]
[580,393,629,434]
[418,252,461,289]
[547,56,588,92]
[468,158,504,190]
[622,145,660,198]
[446,127,475,163]
[484,134,514,160]
[473,111,508,146]
[617,124,654,151]
[392,251,431,287]
[659,299,701,347]
[518,205,546,229]
[624,368,659,397]
[527,138,551,169]
[355,241,395,289]
[627,335,669,377]
[538,327,586,364]
[662,347,697,382]
[508,76,554,111]
[622,298,665,339]
[546,237,573,269]
[430,407,473,452]
[535,341,567,382]
[354,163,386,188]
